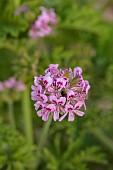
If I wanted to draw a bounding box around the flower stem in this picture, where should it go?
[8,100,16,129]
[37,114,53,166]
[22,88,33,144]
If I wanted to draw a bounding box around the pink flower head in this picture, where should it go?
[29,7,58,39]
[31,64,90,121]
[0,77,25,92]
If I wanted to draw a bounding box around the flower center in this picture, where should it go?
[61,90,67,97]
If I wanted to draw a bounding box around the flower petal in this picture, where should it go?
[83,101,86,110]
[53,111,59,121]
[37,110,43,117]
[74,67,82,77]
[31,96,38,101]
[59,113,68,121]
[34,101,44,110]
[31,91,37,96]
[74,110,85,116]
[40,94,48,103]
[49,95,57,104]
[65,104,73,112]
[74,101,83,109]
[31,85,37,90]
[37,85,42,94]
[58,97,66,105]
[46,104,56,112]
[42,113,49,121]
[86,85,90,95]
[56,78,66,90]
[67,90,75,100]
[34,76,40,86]
[43,75,53,88]
[68,112,74,121]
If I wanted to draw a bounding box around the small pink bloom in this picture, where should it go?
[34,76,42,86]
[83,80,90,94]
[37,109,45,117]
[50,95,66,121]
[42,104,56,121]
[29,7,58,39]
[40,94,48,103]
[45,64,59,75]
[43,75,53,88]
[31,85,42,97]
[67,90,75,100]
[40,7,51,23]
[56,78,66,91]
[0,77,25,92]
[74,67,82,77]
[4,77,16,88]
[34,101,45,110]
[16,81,26,91]
[59,102,84,121]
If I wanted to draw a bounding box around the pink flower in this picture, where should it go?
[4,77,16,88]
[31,64,90,121]
[45,64,59,75]
[16,81,26,91]
[0,77,25,92]
[48,9,58,24]
[15,5,29,16]
[50,95,66,121]
[59,101,85,122]
[74,67,82,77]
[55,78,67,91]
[37,104,56,121]
[43,75,53,88]
[34,76,42,86]
[31,85,42,100]
[29,7,58,39]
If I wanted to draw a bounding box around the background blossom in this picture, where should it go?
[29,7,58,39]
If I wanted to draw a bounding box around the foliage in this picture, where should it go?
[0,124,36,170]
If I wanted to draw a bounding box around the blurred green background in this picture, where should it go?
[0,0,113,169]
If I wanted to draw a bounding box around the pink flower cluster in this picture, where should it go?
[31,64,90,121]
[0,77,26,92]
[15,5,29,16]
[29,7,58,39]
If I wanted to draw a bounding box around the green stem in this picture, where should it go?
[37,114,53,166]
[8,100,16,129]
[22,88,33,144]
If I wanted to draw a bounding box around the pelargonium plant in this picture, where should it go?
[31,64,90,121]
[29,7,58,39]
